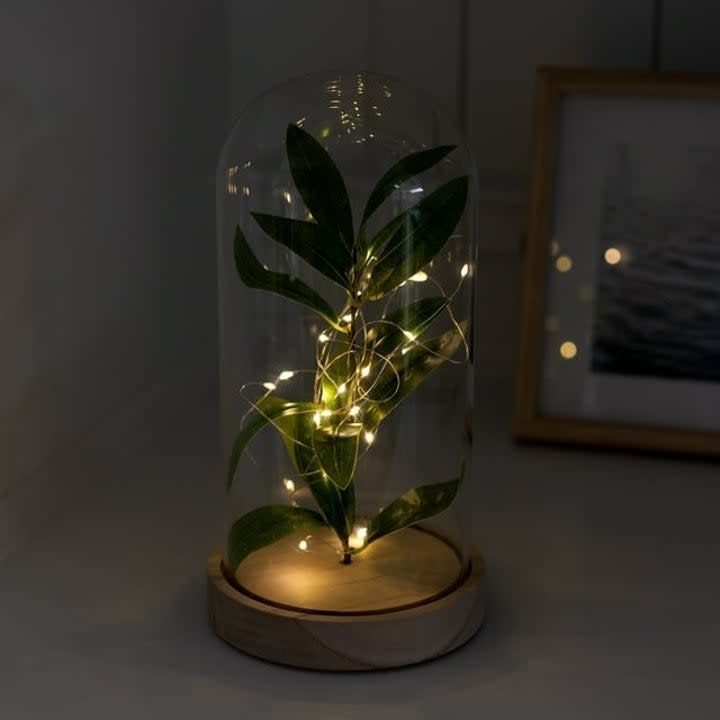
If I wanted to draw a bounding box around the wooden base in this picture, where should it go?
[207,528,486,670]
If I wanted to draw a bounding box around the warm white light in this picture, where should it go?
[402,330,416,341]
[342,313,352,323]
[318,332,330,343]
[360,364,371,378]
[277,370,294,381]
[348,525,368,550]
[282,190,292,204]
[401,346,411,355]
[364,430,375,445]
[349,406,361,417]
[313,412,322,427]
[337,383,347,394]
[409,187,424,194]
[555,255,573,272]
[263,382,276,391]
[409,271,428,282]
[605,247,622,265]
[460,263,470,278]
[298,539,308,551]
[560,341,578,359]
[283,478,295,493]
[320,409,332,418]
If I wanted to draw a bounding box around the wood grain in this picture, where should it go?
[234,526,463,614]
[207,534,486,670]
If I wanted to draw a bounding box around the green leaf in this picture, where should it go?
[318,337,352,411]
[226,396,309,492]
[286,124,354,250]
[364,323,466,430]
[251,212,352,288]
[274,409,353,542]
[226,505,326,572]
[371,296,449,356]
[365,461,465,547]
[365,176,469,300]
[361,145,457,226]
[312,425,361,490]
[233,226,340,329]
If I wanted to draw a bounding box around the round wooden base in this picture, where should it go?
[207,531,486,671]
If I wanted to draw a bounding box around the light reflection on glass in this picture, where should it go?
[560,341,577,359]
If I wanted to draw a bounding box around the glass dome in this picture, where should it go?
[216,71,477,615]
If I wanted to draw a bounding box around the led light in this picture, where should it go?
[402,330,416,341]
[364,430,375,445]
[337,383,347,394]
[283,478,295,493]
[348,525,368,550]
[460,263,470,278]
[409,271,428,282]
[360,364,371,378]
[409,187,424,194]
[282,190,292,204]
[401,346,411,355]
[263,382,276,391]
[605,247,622,265]
[313,412,322,427]
[555,255,572,272]
[298,539,308,551]
[277,370,294,381]
[320,409,332,418]
[349,406,361,417]
[560,341,578,359]
[318,332,330,343]
[342,313,352,323]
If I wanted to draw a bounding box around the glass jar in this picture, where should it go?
[216,71,477,616]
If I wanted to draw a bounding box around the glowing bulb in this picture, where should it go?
[342,313,352,323]
[283,478,295,493]
[560,341,578,359]
[349,405,361,417]
[364,430,375,445]
[318,332,330,343]
[360,364,371,378]
[348,525,368,550]
[605,247,622,265]
[313,412,321,427]
[401,346,411,355]
[409,271,428,282]
[337,383,347,394]
[263,382,276,391]
[555,255,573,272]
[282,190,292,204]
[460,263,470,278]
[402,330,416,341]
[277,370,294,381]
[320,409,332,418]
[298,539,308,551]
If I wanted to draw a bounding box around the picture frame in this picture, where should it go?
[513,67,720,457]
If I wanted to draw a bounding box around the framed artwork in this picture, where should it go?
[513,67,720,457]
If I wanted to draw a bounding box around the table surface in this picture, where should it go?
[2,378,719,719]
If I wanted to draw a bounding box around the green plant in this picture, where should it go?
[225,124,470,571]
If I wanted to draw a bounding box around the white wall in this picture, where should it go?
[2,0,716,559]
[0,0,225,559]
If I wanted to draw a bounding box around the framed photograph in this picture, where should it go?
[513,67,720,457]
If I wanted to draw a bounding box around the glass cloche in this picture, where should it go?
[215,71,477,624]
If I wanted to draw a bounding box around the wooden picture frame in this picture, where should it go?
[513,67,720,457]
